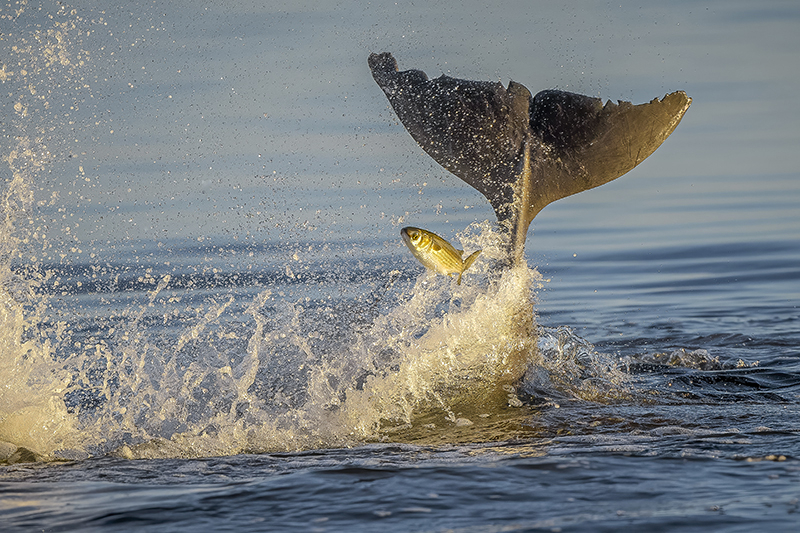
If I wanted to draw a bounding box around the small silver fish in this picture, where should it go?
[400,227,482,285]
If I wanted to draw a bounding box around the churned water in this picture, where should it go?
[1,1,798,531]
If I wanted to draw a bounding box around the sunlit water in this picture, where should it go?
[2,1,799,532]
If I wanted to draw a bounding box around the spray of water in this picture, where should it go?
[1,1,98,460]
[1,3,629,462]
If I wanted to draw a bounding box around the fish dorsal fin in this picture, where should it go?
[368,53,691,263]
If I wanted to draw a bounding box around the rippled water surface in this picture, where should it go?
[1,1,799,531]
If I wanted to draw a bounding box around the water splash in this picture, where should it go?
[1,3,632,462]
[103,223,548,458]
[525,326,630,403]
[1,1,93,457]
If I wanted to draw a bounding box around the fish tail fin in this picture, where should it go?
[463,250,482,271]
[458,250,482,284]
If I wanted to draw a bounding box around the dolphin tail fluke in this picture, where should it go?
[368,52,691,263]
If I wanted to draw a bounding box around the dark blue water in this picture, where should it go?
[3,450,799,532]
[2,1,799,531]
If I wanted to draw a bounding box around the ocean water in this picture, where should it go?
[1,1,799,531]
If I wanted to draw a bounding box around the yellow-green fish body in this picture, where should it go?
[401,227,481,285]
